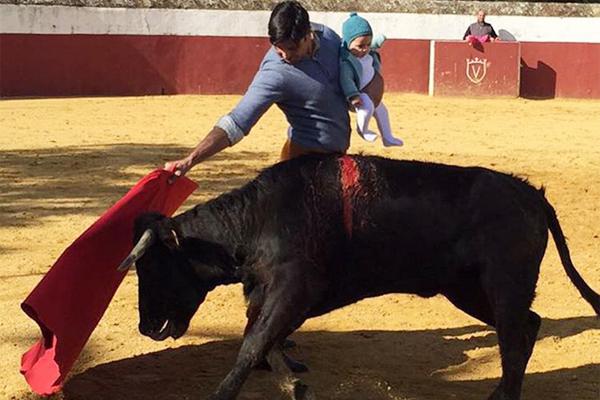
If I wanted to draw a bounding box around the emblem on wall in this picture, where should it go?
[466,57,488,84]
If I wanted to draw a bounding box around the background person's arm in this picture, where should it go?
[489,25,499,41]
[463,26,471,40]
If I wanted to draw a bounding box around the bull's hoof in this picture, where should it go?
[284,353,309,373]
[487,387,514,400]
[254,353,309,373]
[282,378,316,400]
[207,393,229,400]
[291,380,316,400]
[253,358,271,371]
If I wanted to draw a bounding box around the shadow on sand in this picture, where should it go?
[63,316,599,400]
[0,143,274,228]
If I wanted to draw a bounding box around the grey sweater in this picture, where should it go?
[463,22,498,39]
[217,23,351,153]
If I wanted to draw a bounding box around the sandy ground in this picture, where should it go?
[1,94,599,400]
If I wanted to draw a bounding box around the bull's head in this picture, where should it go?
[118,213,212,341]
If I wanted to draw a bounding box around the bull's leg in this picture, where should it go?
[445,265,540,399]
[255,350,308,373]
[253,350,308,373]
[245,299,307,373]
[488,308,541,400]
[481,266,540,400]
[266,344,316,400]
[443,280,496,327]
[208,264,320,400]
[208,310,301,400]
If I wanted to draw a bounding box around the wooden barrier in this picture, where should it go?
[1,34,598,99]
[0,35,270,97]
[520,42,600,99]
[431,41,521,97]
[380,39,430,94]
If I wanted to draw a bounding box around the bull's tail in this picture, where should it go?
[544,195,600,316]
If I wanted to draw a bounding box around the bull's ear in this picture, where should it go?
[134,212,180,251]
[135,213,181,250]
[154,220,182,251]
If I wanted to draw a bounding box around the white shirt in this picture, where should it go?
[357,53,376,90]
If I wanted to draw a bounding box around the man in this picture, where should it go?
[463,10,499,44]
[165,1,384,178]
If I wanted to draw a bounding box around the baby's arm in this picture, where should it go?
[339,60,361,104]
[371,34,386,50]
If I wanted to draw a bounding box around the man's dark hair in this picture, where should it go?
[268,1,311,45]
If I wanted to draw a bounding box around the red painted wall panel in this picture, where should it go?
[380,39,430,94]
[0,34,430,98]
[1,34,599,99]
[0,34,270,97]
[520,42,600,99]
[433,41,520,97]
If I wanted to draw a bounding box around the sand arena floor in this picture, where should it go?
[0,94,599,400]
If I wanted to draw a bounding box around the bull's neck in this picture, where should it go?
[174,196,256,274]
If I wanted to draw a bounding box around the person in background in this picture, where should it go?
[463,10,499,45]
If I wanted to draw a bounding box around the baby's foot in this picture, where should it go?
[382,136,404,147]
[358,129,378,143]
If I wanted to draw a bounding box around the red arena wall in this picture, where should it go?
[1,5,599,99]
[0,35,270,97]
[379,39,430,94]
[3,35,598,99]
[0,35,431,97]
[432,41,521,97]
[520,42,600,99]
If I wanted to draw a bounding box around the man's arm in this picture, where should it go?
[165,62,284,179]
[489,25,498,40]
[463,26,471,40]
[164,127,231,180]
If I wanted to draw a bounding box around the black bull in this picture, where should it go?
[118,154,599,400]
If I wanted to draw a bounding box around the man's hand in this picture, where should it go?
[164,156,193,183]
[163,126,232,184]
[350,96,362,108]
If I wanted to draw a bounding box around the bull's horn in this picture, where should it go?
[117,229,155,271]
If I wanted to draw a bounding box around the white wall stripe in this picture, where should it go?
[517,41,522,93]
[2,4,600,43]
[428,40,435,96]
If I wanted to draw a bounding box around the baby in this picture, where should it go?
[340,13,403,147]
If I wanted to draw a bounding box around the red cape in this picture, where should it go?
[20,169,197,395]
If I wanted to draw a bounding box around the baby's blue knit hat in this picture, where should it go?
[342,12,373,47]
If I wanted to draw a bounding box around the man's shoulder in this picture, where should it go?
[261,47,283,67]
[312,22,341,42]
